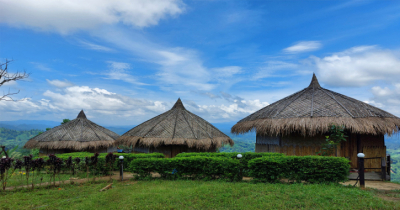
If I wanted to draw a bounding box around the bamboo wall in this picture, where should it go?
[255,133,385,169]
[255,144,341,156]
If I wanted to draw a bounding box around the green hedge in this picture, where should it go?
[128,156,242,182]
[42,152,164,173]
[248,156,350,183]
[176,152,285,176]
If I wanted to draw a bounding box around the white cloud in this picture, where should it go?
[79,40,114,52]
[0,0,185,34]
[371,86,392,97]
[283,41,322,54]
[103,61,146,85]
[46,79,74,88]
[368,84,400,117]
[185,99,269,121]
[313,46,400,87]
[212,66,242,77]
[0,85,270,124]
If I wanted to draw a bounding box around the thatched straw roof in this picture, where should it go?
[116,99,234,150]
[232,74,400,136]
[24,110,119,150]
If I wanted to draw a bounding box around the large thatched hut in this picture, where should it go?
[232,74,400,168]
[24,110,119,155]
[116,99,234,158]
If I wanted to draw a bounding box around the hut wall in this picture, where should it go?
[256,133,385,169]
[255,134,326,156]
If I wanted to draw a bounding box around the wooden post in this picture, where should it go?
[356,134,361,168]
[381,157,386,181]
[359,156,365,189]
[120,158,124,181]
[387,155,391,181]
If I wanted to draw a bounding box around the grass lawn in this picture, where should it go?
[1,180,400,209]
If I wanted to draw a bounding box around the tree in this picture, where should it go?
[0,59,29,101]
[61,119,70,124]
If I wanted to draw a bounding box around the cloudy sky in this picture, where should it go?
[1,0,400,126]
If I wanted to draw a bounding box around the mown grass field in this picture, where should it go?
[1,180,399,210]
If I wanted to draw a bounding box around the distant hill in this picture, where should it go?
[0,120,60,131]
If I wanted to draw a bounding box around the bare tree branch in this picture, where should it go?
[0,59,30,101]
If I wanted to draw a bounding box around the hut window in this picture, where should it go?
[256,135,280,145]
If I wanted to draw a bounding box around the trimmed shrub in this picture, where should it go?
[176,152,285,176]
[128,156,242,182]
[248,156,350,183]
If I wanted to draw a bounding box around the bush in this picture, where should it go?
[128,156,242,182]
[176,152,285,176]
[42,152,164,173]
[248,156,350,183]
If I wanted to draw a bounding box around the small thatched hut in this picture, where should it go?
[232,74,400,168]
[116,99,234,158]
[24,110,119,155]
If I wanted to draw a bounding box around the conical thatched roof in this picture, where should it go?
[24,110,119,150]
[232,74,400,136]
[116,99,234,150]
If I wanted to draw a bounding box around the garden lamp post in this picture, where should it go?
[119,156,124,181]
[357,153,365,189]
[237,154,242,179]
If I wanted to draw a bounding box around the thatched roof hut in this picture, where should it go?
[232,74,400,169]
[24,110,119,154]
[116,99,233,157]
[232,74,400,137]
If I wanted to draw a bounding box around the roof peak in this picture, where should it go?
[172,98,185,109]
[77,110,87,119]
[308,73,321,88]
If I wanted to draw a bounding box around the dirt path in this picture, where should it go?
[341,180,400,191]
[4,172,135,191]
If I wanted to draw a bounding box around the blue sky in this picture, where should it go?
[1,0,400,126]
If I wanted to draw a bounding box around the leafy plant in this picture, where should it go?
[248,156,350,183]
[105,153,117,182]
[22,155,33,188]
[0,157,15,190]
[317,124,347,156]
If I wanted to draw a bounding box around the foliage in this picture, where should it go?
[317,124,347,156]
[176,152,284,176]
[61,119,70,125]
[42,152,165,173]
[248,156,350,183]
[128,157,242,181]
[219,140,255,152]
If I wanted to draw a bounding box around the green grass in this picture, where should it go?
[1,180,399,209]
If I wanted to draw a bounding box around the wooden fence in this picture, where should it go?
[362,146,386,172]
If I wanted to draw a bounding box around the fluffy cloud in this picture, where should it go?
[185,99,269,121]
[368,83,400,117]
[0,0,185,34]
[46,79,74,88]
[0,85,270,124]
[283,41,322,54]
[313,46,400,87]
